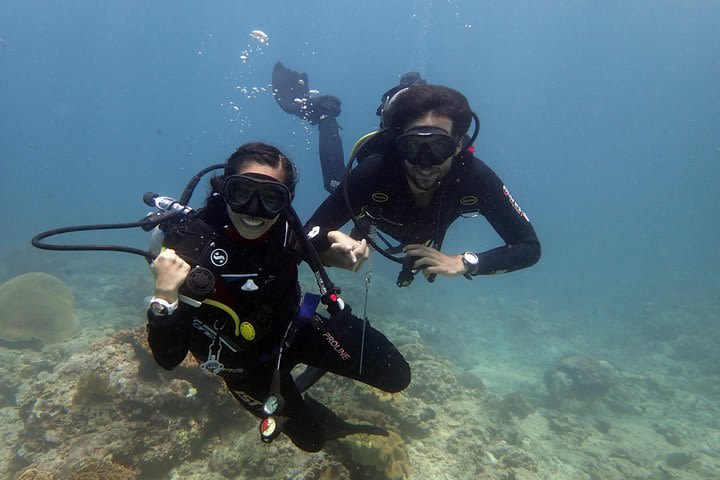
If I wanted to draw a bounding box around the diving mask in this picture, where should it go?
[222,173,291,219]
[396,127,457,166]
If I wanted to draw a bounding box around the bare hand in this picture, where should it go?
[403,244,465,278]
[150,248,191,301]
[319,231,369,272]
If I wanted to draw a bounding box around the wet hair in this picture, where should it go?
[383,84,472,139]
[223,142,298,191]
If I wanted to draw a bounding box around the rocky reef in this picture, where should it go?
[543,354,619,408]
[2,318,719,479]
[11,327,241,479]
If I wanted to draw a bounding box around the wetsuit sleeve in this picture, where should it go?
[305,182,355,252]
[145,231,194,370]
[318,116,345,193]
[146,308,192,370]
[306,177,356,230]
[471,163,541,275]
[305,156,380,252]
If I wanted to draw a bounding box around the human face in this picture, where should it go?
[226,161,286,239]
[401,114,460,192]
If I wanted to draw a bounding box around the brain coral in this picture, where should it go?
[0,272,80,345]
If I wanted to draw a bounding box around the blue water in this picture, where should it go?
[1,0,719,476]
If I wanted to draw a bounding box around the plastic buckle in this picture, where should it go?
[200,341,224,374]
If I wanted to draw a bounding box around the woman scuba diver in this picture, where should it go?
[146,142,410,452]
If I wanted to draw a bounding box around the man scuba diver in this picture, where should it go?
[272,62,541,287]
[146,143,411,451]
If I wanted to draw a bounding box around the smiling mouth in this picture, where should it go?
[413,169,438,179]
[240,217,265,228]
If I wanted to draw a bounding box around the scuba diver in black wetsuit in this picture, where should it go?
[272,62,425,195]
[146,143,410,452]
[272,63,541,287]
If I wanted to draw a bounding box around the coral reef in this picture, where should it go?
[72,371,114,405]
[340,430,410,480]
[15,468,52,480]
[0,272,81,345]
[16,459,139,480]
[3,307,719,480]
[68,459,138,480]
[456,369,486,392]
[485,391,535,421]
[11,326,240,479]
[401,343,462,404]
[544,354,619,407]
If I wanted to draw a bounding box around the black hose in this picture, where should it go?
[283,205,339,300]
[31,163,227,263]
[31,220,161,262]
[179,163,225,206]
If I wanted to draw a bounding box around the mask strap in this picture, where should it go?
[380,87,410,128]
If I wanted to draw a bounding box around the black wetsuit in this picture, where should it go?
[307,149,541,275]
[146,197,410,452]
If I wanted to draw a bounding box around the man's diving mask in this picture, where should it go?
[222,173,291,219]
[396,127,458,166]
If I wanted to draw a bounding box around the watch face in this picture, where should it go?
[464,252,479,265]
[263,395,279,415]
[150,302,167,315]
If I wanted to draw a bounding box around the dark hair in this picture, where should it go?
[383,84,472,139]
[223,142,297,191]
[206,142,297,209]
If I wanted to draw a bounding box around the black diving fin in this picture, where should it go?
[272,61,341,125]
[272,61,310,116]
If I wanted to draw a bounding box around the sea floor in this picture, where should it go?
[1,251,719,479]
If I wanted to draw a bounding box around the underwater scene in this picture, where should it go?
[1,1,719,479]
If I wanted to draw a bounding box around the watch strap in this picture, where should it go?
[150,296,179,316]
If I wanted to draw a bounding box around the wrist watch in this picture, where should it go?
[150,297,179,316]
[461,252,479,279]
